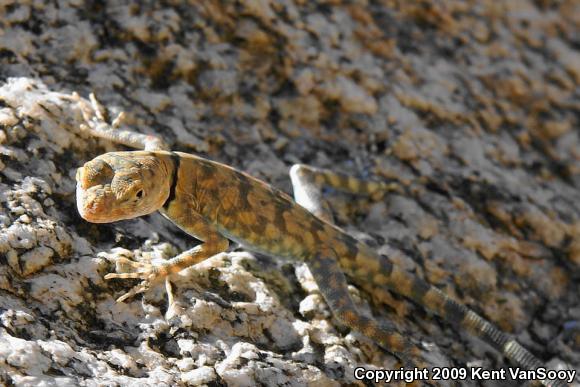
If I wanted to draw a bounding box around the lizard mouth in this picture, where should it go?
[76,184,119,223]
[76,183,146,223]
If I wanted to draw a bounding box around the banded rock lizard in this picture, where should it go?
[73,94,568,387]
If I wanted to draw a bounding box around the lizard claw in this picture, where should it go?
[106,257,162,278]
[113,280,152,303]
[104,257,168,302]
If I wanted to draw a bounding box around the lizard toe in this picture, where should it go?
[114,280,152,303]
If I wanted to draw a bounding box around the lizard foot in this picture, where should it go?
[104,257,170,302]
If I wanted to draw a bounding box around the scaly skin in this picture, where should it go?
[73,93,569,387]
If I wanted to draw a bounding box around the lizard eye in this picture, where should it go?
[136,189,143,199]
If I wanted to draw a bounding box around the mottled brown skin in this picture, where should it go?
[74,94,567,387]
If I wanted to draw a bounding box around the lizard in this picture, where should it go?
[73,93,569,387]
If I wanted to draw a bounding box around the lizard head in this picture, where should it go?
[76,152,172,223]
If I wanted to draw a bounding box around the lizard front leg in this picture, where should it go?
[71,92,169,151]
[105,235,229,303]
[105,218,229,303]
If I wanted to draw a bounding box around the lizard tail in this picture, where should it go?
[342,241,568,386]
[375,265,568,387]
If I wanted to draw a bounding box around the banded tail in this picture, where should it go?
[371,260,569,387]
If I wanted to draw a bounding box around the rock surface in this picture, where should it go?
[0,1,579,386]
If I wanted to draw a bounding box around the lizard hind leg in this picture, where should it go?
[290,164,401,223]
[306,252,428,372]
[290,165,432,374]
[290,164,335,223]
